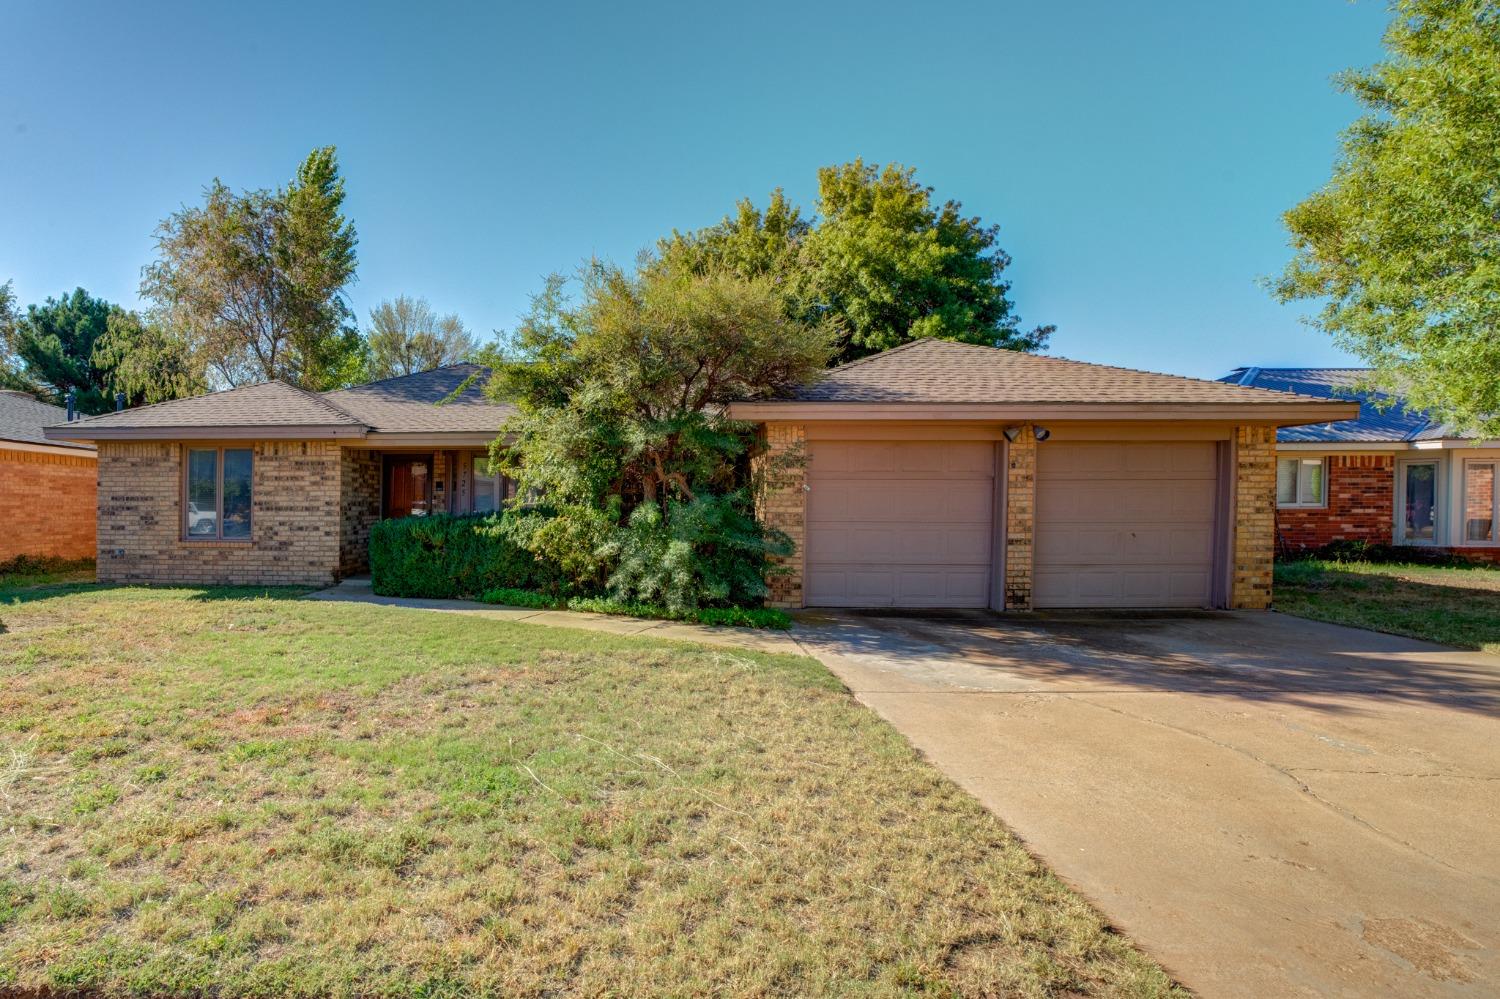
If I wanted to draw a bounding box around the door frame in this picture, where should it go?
[380,452,436,520]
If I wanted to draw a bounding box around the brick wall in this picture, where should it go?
[339,449,382,576]
[0,447,96,561]
[753,423,806,609]
[97,440,343,587]
[1276,454,1394,552]
[1232,425,1276,609]
[1003,429,1037,610]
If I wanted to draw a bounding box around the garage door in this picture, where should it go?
[1034,442,1220,608]
[806,440,996,607]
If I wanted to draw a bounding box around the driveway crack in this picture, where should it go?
[1070,694,1496,885]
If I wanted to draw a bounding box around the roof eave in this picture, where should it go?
[42,424,369,442]
[726,401,1360,425]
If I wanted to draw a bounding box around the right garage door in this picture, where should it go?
[1034,441,1220,608]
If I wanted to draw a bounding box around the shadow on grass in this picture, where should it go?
[0,581,315,608]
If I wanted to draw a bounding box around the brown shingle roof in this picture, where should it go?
[54,381,364,431]
[783,340,1333,405]
[323,364,514,433]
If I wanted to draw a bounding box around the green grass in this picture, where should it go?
[0,584,1180,998]
[0,557,95,595]
[1275,558,1500,651]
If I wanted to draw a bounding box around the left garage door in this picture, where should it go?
[805,440,996,608]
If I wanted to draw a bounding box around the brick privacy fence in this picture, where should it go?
[96,440,366,587]
[1276,454,1394,552]
[0,447,96,561]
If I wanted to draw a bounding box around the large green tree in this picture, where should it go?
[367,295,478,378]
[657,160,1051,361]
[486,261,835,607]
[1273,0,1500,435]
[140,146,362,391]
[0,280,33,393]
[4,288,147,414]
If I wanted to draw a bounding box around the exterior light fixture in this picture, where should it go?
[1002,426,1022,443]
[1033,426,1051,442]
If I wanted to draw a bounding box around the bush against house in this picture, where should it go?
[369,513,559,599]
[480,260,835,610]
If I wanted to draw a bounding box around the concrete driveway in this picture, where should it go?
[793,610,1500,998]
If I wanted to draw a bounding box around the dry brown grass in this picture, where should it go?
[0,585,1183,997]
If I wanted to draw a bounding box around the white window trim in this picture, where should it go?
[1276,456,1328,509]
[1395,457,1443,546]
[1461,458,1499,547]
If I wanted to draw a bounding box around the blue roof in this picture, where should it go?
[1218,367,1444,443]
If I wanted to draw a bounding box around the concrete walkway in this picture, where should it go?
[304,577,801,655]
[796,609,1500,999]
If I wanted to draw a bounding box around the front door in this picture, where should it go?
[383,456,433,519]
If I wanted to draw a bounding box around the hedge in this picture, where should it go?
[370,514,557,599]
[477,588,792,630]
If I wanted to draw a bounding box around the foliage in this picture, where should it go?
[366,295,478,379]
[601,495,789,611]
[91,311,205,405]
[1296,538,1483,568]
[478,586,562,609]
[0,280,32,394]
[485,260,832,608]
[564,594,792,629]
[657,159,1052,362]
[497,503,617,593]
[1273,1,1500,437]
[140,146,362,391]
[369,513,558,599]
[3,288,150,413]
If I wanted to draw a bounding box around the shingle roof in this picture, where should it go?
[56,381,364,431]
[1219,367,1445,443]
[0,390,94,450]
[783,340,1333,405]
[323,364,514,432]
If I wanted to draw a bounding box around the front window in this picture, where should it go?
[1276,457,1326,508]
[1400,461,1438,543]
[1465,461,1496,544]
[471,454,516,513]
[185,447,253,540]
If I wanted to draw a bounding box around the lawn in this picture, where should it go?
[0,557,95,595]
[1274,558,1500,651]
[0,584,1180,998]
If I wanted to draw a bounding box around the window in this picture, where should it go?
[185,447,253,540]
[1400,460,1438,543]
[471,454,515,513]
[1276,457,1326,508]
[1465,461,1497,544]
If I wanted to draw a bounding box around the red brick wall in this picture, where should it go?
[1276,454,1393,553]
[0,446,97,561]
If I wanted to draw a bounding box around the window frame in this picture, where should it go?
[181,445,255,542]
[1275,456,1328,509]
[1395,457,1442,547]
[1462,458,1499,547]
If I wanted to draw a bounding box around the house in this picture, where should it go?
[43,365,515,586]
[1222,367,1500,561]
[730,340,1351,609]
[0,389,97,562]
[46,344,1355,607]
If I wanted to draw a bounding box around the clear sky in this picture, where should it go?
[1,0,1391,379]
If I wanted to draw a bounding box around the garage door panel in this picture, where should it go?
[1035,442,1219,609]
[807,441,995,608]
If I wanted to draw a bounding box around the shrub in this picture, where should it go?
[564,595,791,630]
[478,587,562,610]
[370,514,558,599]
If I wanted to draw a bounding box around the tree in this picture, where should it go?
[1273,0,1500,436]
[0,280,35,394]
[141,146,362,391]
[656,160,1052,362]
[366,295,478,378]
[486,261,836,607]
[6,288,137,413]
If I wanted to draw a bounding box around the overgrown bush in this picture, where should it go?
[370,514,560,599]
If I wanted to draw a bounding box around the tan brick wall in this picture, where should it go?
[1233,425,1276,609]
[0,447,97,561]
[97,440,343,587]
[753,423,806,609]
[1004,429,1037,610]
[339,448,382,576]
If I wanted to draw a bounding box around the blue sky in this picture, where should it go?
[1,1,1389,379]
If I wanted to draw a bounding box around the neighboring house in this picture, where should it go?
[1222,367,1500,561]
[0,389,97,562]
[47,344,1354,608]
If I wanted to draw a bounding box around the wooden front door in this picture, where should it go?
[383,456,433,519]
